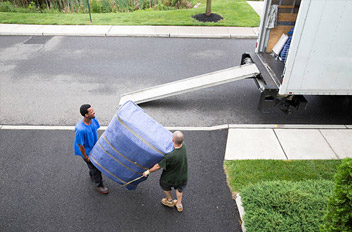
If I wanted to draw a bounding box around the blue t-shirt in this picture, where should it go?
[74,118,100,158]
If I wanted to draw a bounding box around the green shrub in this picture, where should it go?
[320,158,352,232]
[0,1,34,12]
[156,3,173,11]
[137,0,144,9]
[91,0,102,13]
[241,180,334,232]
[28,1,37,11]
[1,0,194,13]
[0,1,15,12]
[79,0,89,13]
[115,0,128,12]
[101,0,111,12]
[162,0,193,8]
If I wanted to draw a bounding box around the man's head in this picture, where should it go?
[172,131,184,145]
[80,104,95,119]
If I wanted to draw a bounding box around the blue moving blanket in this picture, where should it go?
[90,100,174,190]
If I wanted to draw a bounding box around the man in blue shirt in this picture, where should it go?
[74,104,109,194]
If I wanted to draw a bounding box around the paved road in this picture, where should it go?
[0,129,241,232]
[1,35,351,127]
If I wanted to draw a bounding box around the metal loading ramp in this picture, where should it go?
[119,63,260,106]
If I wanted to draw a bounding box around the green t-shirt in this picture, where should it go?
[158,143,188,186]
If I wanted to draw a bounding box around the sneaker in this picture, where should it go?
[96,186,109,194]
[161,198,177,208]
[89,175,93,182]
[176,203,183,212]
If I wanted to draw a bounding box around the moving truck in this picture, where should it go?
[120,0,352,114]
[246,0,352,113]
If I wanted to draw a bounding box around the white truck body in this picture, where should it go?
[256,0,352,96]
[119,0,352,113]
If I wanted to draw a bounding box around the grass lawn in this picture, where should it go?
[0,0,259,27]
[224,159,341,193]
[224,160,342,232]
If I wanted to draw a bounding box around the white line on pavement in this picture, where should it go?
[1,125,75,130]
[0,124,350,131]
[0,125,228,131]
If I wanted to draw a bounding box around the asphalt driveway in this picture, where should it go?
[0,129,241,232]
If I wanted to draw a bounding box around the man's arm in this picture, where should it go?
[143,163,161,177]
[78,144,90,162]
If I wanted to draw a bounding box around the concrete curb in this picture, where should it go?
[228,124,349,129]
[166,125,229,131]
[0,31,258,39]
[170,34,231,39]
[235,193,246,232]
[0,24,259,39]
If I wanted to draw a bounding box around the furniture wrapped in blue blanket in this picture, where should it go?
[89,100,174,190]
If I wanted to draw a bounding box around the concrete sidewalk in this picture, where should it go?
[225,124,352,160]
[0,23,259,38]
[0,1,263,38]
[247,1,264,17]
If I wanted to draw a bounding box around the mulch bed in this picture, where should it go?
[192,13,223,23]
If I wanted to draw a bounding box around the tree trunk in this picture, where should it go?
[206,0,211,16]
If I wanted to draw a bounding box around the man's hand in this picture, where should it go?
[143,169,150,177]
[78,144,90,162]
[143,163,161,177]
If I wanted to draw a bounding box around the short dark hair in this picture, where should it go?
[80,104,91,117]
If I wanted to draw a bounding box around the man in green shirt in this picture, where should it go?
[143,131,188,212]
